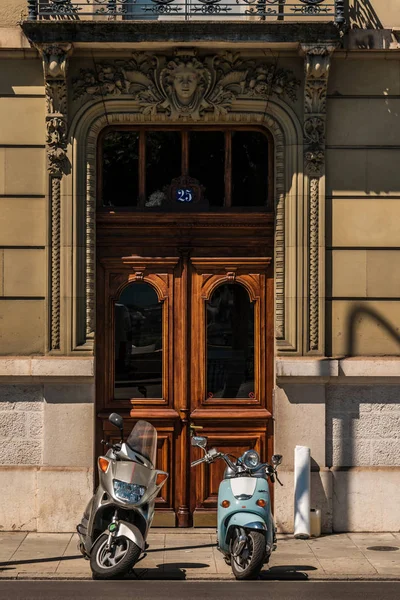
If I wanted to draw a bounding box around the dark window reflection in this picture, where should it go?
[190,131,225,207]
[206,284,254,399]
[232,131,269,208]
[146,131,181,206]
[114,283,162,400]
[102,131,139,207]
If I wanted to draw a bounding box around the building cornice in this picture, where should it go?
[21,21,342,47]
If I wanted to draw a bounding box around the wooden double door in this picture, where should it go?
[96,213,274,526]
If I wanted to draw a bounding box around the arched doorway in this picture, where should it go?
[96,125,275,526]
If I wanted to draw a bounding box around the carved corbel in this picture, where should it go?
[40,44,72,179]
[38,43,72,351]
[301,44,336,353]
[302,44,336,178]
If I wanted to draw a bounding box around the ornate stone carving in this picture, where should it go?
[45,81,67,115]
[73,51,300,120]
[42,44,71,80]
[302,44,336,178]
[40,44,72,180]
[46,116,68,179]
[39,43,72,351]
[301,44,336,352]
[308,177,320,352]
[51,177,61,351]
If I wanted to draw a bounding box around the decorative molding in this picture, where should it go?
[73,51,300,121]
[191,257,272,272]
[50,177,61,351]
[41,44,72,179]
[302,44,336,179]
[84,109,287,345]
[308,176,320,352]
[38,43,73,352]
[301,44,336,353]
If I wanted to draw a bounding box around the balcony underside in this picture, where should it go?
[22,20,341,45]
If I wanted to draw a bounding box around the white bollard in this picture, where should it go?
[294,445,311,539]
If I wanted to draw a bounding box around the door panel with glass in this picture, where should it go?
[96,125,274,526]
[189,257,274,525]
[96,246,273,526]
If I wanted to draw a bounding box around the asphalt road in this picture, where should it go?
[0,581,399,600]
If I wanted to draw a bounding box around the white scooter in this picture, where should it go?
[77,413,168,579]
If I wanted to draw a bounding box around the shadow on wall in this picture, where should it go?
[347,1,397,50]
[346,303,400,358]
[349,0,383,29]
[326,303,400,530]
[326,301,400,358]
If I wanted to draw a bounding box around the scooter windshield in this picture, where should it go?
[126,420,157,466]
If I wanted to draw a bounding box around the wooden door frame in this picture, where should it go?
[96,212,275,527]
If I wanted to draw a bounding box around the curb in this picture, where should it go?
[0,573,399,582]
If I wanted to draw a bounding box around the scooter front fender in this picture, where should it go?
[223,513,267,552]
[90,521,145,553]
[117,521,146,551]
[227,512,267,534]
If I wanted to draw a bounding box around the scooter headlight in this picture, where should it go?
[113,480,146,504]
[242,450,260,469]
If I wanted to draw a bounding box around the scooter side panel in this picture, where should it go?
[217,476,273,555]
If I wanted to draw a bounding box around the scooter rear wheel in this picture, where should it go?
[90,533,141,580]
[231,530,265,580]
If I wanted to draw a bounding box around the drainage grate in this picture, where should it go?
[367,546,399,552]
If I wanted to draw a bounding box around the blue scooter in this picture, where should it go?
[191,435,283,579]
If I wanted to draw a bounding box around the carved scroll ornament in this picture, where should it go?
[73,51,300,120]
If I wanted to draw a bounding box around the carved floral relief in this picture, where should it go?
[73,52,300,120]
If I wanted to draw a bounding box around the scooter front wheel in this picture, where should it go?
[90,533,141,580]
[231,530,265,580]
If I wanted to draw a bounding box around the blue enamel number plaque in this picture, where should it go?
[176,188,194,203]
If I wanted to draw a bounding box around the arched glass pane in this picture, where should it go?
[206,284,254,399]
[114,283,162,399]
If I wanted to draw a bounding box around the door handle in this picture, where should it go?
[189,424,203,437]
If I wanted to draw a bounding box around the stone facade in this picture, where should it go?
[0,386,43,465]
[0,0,399,532]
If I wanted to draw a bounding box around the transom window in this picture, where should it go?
[100,127,273,210]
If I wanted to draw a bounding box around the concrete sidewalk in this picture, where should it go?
[0,530,399,581]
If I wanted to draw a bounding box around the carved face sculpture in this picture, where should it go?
[163,58,208,118]
[171,65,199,106]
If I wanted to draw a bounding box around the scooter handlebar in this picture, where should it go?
[191,448,221,468]
[191,456,209,467]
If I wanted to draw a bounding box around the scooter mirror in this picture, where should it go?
[109,412,124,432]
[271,454,283,466]
[191,436,208,451]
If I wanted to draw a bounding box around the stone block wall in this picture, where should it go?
[274,370,400,533]
[326,55,400,357]
[327,385,400,467]
[0,379,94,531]
[0,385,43,465]
[0,56,47,356]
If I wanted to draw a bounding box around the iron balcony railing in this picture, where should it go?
[27,0,345,23]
